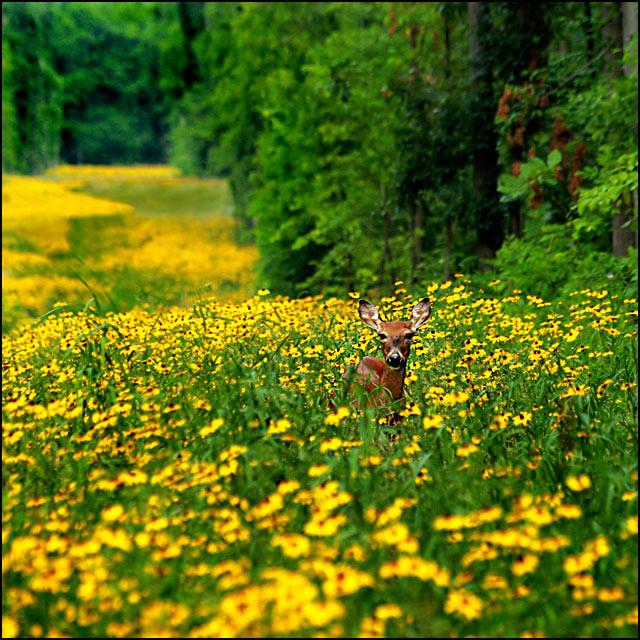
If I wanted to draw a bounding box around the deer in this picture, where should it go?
[342,297,432,423]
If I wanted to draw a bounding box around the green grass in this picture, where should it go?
[78,179,233,218]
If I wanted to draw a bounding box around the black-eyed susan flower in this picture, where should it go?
[566,474,592,491]
[444,588,483,620]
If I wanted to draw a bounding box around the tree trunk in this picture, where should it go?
[508,3,549,239]
[584,3,596,65]
[621,1,639,253]
[444,217,453,282]
[603,2,637,257]
[177,1,205,93]
[468,2,502,270]
[508,143,525,239]
[442,9,454,283]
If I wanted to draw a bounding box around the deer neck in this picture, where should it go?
[381,364,406,400]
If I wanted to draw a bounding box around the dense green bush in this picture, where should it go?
[490,225,636,301]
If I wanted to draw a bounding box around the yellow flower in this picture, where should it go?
[277,480,300,495]
[444,589,483,620]
[2,617,19,638]
[374,604,403,620]
[200,418,224,437]
[482,573,508,590]
[343,544,366,562]
[511,554,539,576]
[566,474,592,491]
[308,464,330,477]
[456,443,479,457]
[304,514,347,537]
[513,411,532,426]
[302,599,345,628]
[563,554,591,575]
[325,406,350,425]
[320,437,343,453]
[321,565,375,598]
[522,505,554,525]
[101,504,125,522]
[554,504,582,519]
[565,326,582,342]
[569,573,594,588]
[117,469,148,486]
[586,535,610,558]
[423,415,444,429]
[271,533,311,558]
[597,587,624,602]
[145,517,169,532]
[433,514,467,530]
[415,467,430,485]
[379,556,448,585]
[95,527,133,551]
[134,532,151,548]
[268,419,291,434]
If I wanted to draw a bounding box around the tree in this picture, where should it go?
[468,2,503,269]
[606,1,638,256]
[2,2,170,169]
[2,2,63,173]
[2,38,19,172]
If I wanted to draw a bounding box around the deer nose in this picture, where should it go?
[386,352,404,369]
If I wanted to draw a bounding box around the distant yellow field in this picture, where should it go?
[2,168,257,329]
[44,164,182,181]
[43,164,224,185]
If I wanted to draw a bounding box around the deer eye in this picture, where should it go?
[378,333,387,341]
[405,332,415,341]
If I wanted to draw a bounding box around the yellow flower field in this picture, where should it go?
[2,268,638,637]
[44,164,181,182]
[2,167,257,329]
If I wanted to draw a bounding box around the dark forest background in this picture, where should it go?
[3,2,638,298]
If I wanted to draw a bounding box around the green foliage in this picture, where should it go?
[3,1,638,298]
[495,2,638,263]
[2,2,170,170]
[245,3,476,294]
[2,39,19,172]
[2,2,63,173]
[490,224,636,301]
[251,3,409,295]
[497,149,564,213]
[575,151,638,236]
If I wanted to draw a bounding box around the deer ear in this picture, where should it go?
[359,299,383,331]
[409,298,432,331]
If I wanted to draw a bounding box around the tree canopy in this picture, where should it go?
[3,1,637,297]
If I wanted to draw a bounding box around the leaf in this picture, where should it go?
[546,149,562,169]
[497,174,523,194]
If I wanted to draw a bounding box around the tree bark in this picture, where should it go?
[444,217,453,282]
[603,2,637,257]
[508,3,549,239]
[177,2,205,93]
[621,2,639,253]
[468,2,502,270]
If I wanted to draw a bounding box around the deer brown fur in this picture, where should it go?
[343,298,432,419]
